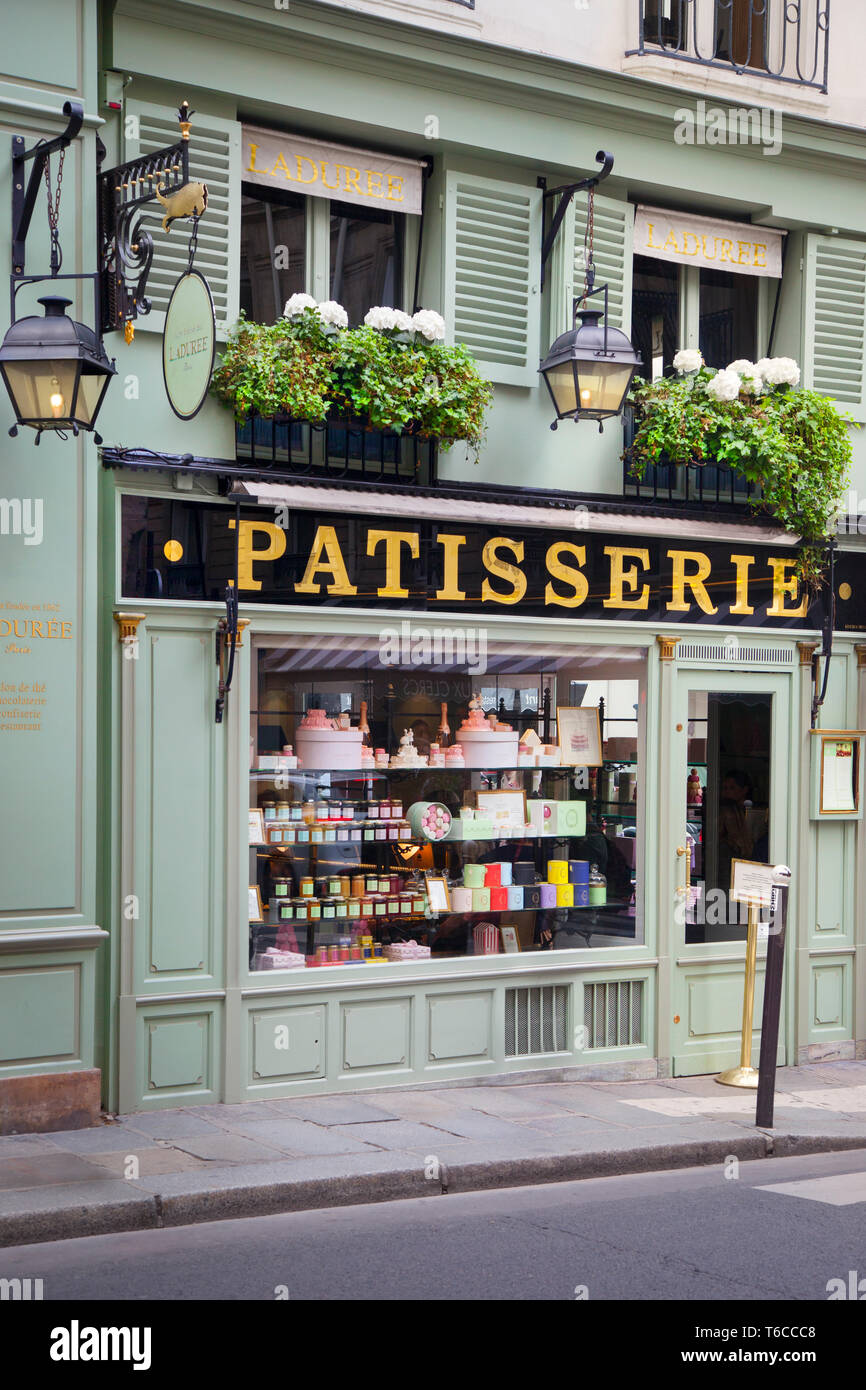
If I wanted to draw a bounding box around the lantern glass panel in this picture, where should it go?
[574,361,634,414]
[545,364,579,416]
[2,359,80,424]
[76,368,113,427]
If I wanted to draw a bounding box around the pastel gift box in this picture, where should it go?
[470,817,495,840]
[524,885,542,909]
[550,800,587,837]
[547,860,569,885]
[484,863,501,887]
[498,862,513,886]
[568,860,590,886]
[526,799,555,836]
[512,861,536,886]
[463,864,487,889]
[441,818,466,842]
[574,884,590,907]
[489,886,508,911]
[451,887,474,912]
[556,883,574,907]
[506,885,524,910]
[539,883,557,908]
[471,888,491,911]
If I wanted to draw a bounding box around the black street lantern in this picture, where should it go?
[0,296,115,442]
[539,296,641,430]
[539,153,640,430]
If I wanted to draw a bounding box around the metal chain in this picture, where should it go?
[582,183,595,304]
[42,145,66,273]
[187,213,199,273]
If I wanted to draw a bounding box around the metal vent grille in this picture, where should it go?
[505,986,568,1057]
[584,981,644,1049]
[676,642,794,667]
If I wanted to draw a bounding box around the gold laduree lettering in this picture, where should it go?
[246,143,262,174]
[229,519,287,592]
[435,534,467,602]
[767,557,808,617]
[666,549,718,615]
[367,530,419,598]
[295,526,357,596]
[481,538,527,605]
[269,152,293,180]
[730,554,756,615]
[296,156,318,185]
[603,547,650,610]
[545,542,588,608]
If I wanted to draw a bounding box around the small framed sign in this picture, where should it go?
[249,809,265,844]
[425,875,451,913]
[499,925,521,954]
[809,731,864,820]
[249,884,264,923]
[475,789,527,828]
[730,859,775,908]
[162,269,216,421]
[556,706,603,767]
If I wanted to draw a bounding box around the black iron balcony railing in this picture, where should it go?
[623,455,763,509]
[235,414,438,487]
[629,0,830,92]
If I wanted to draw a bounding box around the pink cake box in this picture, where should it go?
[295,726,364,770]
[454,728,519,768]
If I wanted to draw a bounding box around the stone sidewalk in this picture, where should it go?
[2,1062,866,1247]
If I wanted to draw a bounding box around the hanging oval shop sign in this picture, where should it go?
[162,270,216,420]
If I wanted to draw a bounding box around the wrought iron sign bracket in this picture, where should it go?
[215,499,242,724]
[540,150,613,289]
[97,102,192,335]
[11,99,84,276]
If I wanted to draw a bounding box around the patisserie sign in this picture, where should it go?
[119,497,860,630]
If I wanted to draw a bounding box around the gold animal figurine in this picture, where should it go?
[155,181,208,233]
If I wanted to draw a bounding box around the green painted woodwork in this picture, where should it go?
[0,966,79,1062]
[427,992,494,1063]
[251,1004,327,1081]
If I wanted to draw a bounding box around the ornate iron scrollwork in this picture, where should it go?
[97,103,192,335]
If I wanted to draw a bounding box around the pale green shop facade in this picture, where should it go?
[1,0,865,1117]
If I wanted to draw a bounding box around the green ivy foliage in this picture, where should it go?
[624,369,855,587]
[211,310,493,461]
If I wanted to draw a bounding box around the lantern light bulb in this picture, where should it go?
[580,387,592,405]
[49,381,65,418]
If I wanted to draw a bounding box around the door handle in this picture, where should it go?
[676,841,692,897]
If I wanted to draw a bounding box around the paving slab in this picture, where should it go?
[193,1117,386,1157]
[121,1112,228,1140]
[430,1086,569,1119]
[0,1152,117,1191]
[167,1133,288,1164]
[270,1096,400,1126]
[37,1127,161,1155]
[325,1119,463,1151]
[83,1149,209,1177]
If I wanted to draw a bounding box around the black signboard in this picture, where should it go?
[120,494,864,631]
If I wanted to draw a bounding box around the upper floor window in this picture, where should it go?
[633,0,829,92]
[329,201,404,326]
[240,188,306,324]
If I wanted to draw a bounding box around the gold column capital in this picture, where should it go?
[218,618,251,648]
[113,612,146,641]
[856,644,866,669]
[797,641,818,667]
[656,635,680,662]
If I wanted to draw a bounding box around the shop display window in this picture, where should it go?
[247,637,645,973]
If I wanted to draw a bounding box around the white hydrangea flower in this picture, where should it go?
[411,309,446,342]
[756,356,800,387]
[705,368,742,403]
[392,310,414,332]
[364,306,399,331]
[283,292,317,318]
[673,348,704,374]
[726,360,763,395]
[316,300,348,329]
[727,359,755,375]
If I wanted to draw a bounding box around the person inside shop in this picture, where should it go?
[717,769,754,889]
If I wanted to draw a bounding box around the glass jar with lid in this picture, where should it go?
[589,863,607,906]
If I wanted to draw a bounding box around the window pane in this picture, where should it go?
[248,639,645,972]
[240,189,306,324]
[699,267,757,368]
[631,254,679,381]
[329,200,403,326]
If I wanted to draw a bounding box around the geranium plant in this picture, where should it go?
[211,299,493,461]
[624,351,855,587]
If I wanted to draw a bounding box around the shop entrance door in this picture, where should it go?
[670,669,791,1076]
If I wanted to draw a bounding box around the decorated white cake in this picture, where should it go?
[389,729,429,769]
[295,708,363,770]
[455,695,519,769]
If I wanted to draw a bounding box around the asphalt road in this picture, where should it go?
[1,1149,864,1302]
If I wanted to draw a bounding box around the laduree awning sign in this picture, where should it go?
[243,125,424,214]
[634,205,785,278]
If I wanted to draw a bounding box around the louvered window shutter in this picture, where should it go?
[123,102,241,339]
[573,194,634,334]
[803,234,866,420]
[443,173,542,386]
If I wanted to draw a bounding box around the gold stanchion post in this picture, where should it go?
[716,900,760,1088]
